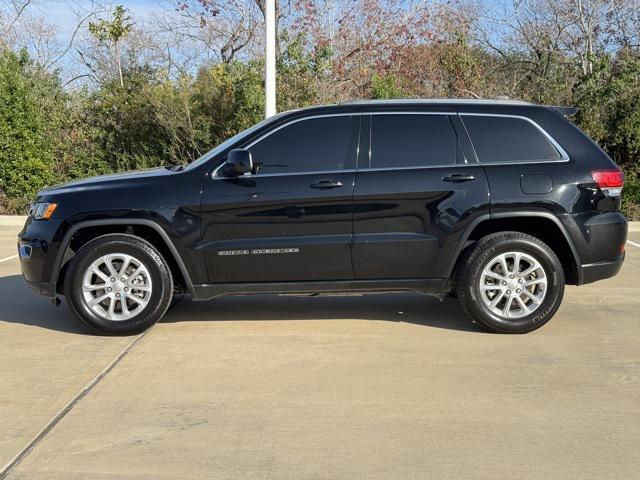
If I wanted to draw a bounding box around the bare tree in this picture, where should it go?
[606,0,640,48]
[0,0,34,49]
[475,0,637,84]
[171,0,263,63]
[561,0,610,75]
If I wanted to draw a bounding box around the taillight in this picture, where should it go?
[591,170,624,197]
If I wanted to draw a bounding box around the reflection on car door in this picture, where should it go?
[351,113,490,279]
[200,115,360,283]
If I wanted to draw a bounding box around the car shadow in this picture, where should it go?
[0,274,484,334]
[0,275,91,334]
[162,291,484,333]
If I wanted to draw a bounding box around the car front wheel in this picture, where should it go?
[64,234,173,334]
[456,232,565,334]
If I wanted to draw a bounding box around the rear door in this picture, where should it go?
[351,112,490,279]
[200,114,359,283]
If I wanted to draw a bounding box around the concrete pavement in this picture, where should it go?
[0,227,140,476]
[1,226,639,479]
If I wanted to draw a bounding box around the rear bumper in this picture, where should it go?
[563,211,627,285]
[581,253,625,285]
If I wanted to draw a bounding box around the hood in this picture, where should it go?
[40,167,175,196]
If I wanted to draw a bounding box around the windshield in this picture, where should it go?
[184,112,289,170]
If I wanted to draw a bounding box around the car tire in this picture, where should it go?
[456,232,565,334]
[64,234,173,334]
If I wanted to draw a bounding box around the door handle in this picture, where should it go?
[442,173,476,183]
[311,180,343,189]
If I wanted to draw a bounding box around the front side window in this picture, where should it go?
[462,115,562,163]
[369,114,458,169]
[248,116,353,174]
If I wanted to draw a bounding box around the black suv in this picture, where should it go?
[18,99,627,334]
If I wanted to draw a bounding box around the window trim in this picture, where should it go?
[211,110,569,179]
[459,113,570,165]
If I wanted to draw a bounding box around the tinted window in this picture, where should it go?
[248,116,352,174]
[369,114,457,168]
[462,115,561,163]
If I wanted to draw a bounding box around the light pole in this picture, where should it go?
[264,0,276,118]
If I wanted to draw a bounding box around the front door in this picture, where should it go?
[200,114,360,283]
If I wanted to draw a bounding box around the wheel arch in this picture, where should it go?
[52,219,194,296]
[447,212,582,285]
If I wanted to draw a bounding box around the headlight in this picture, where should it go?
[29,202,58,220]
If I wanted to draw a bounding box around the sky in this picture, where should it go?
[44,0,161,42]
[18,0,511,83]
[41,0,510,44]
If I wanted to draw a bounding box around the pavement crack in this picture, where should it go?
[0,329,151,480]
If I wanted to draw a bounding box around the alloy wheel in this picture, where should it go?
[81,253,153,321]
[478,251,548,320]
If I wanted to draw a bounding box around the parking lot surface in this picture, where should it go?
[1,226,639,479]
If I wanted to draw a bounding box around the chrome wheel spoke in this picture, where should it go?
[513,253,522,274]
[127,266,143,283]
[498,256,509,276]
[514,296,531,315]
[119,257,132,276]
[483,270,506,282]
[522,289,542,302]
[502,296,514,317]
[107,297,116,318]
[127,294,144,305]
[131,284,152,292]
[121,299,131,318]
[489,290,506,309]
[480,284,502,291]
[105,255,119,277]
[91,265,109,282]
[90,292,110,307]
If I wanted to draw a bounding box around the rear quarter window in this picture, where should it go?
[462,115,562,164]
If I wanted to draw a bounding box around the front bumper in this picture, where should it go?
[18,217,64,300]
[24,279,53,296]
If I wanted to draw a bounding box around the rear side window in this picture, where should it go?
[462,115,562,163]
[369,114,457,169]
[248,116,353,174]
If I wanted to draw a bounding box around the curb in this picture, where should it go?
[0,216,638,230]
[0,216,27,227]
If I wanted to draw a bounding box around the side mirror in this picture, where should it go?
[222,149,253,177]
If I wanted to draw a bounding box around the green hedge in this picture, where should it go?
[1,47,640,219]
[623,173,640,220]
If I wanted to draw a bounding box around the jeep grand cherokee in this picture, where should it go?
[18,99,628,334]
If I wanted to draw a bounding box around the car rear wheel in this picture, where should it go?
[64,234,173,334]
[456,232,565,334]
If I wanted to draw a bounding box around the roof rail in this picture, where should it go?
[338,98,534,106]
